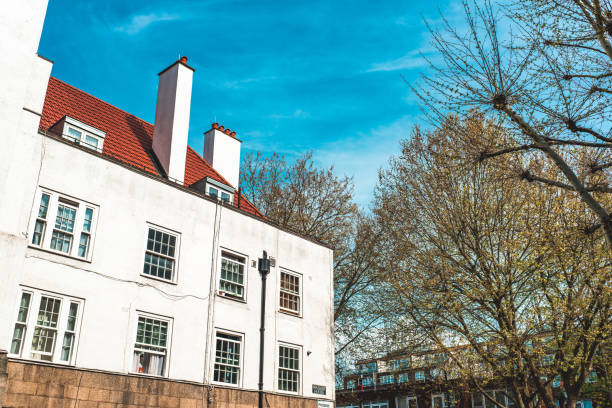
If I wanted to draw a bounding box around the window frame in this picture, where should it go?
[407,397,418,408]
[8,287,83,366]
[206,180,234,204]
[217,249,248,302]
[277,342,302,394]
[130,311,173,378]
[415,370,425,381]
[278,268,303,317]
[28,187,98,262]
[432,393,445,408]
[60,116,106,152]
[212,329,244,387]
[141,223,180,284]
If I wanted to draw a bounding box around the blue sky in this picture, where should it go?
[39,0,461,206]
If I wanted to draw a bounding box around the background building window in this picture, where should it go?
[432,394,444,408]
[213,332,242,385]
[219,252,246,299]
[143,227,178,281]
[279,270,301,315]
[132,315,169,376]
[415,370,425,381]
[278,344,300,393]
[9,288,82,364]
[379,374,394,384]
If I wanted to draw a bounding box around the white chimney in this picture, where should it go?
[204,123,242,189]
[152,56,194,184]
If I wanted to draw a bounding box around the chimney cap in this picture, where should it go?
[158,56,195,76]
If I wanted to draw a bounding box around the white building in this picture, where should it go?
[0,1,334,406]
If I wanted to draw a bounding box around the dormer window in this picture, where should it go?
[208,186,232,203]
[189,176,235,204]
[50,116,105,152]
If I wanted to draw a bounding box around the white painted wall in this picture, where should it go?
[0,135,335,401]
[204,128,242,189]
[152,60,193,184]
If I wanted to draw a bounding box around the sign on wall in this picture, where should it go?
[317,400,333,408]
[312,384,327,395]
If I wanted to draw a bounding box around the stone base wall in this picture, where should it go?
[1,359,324,408]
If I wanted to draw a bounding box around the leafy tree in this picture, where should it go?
[374,115,611,408]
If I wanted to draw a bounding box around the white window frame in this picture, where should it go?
[277,342,302,394]
[212,329,244,387]
[217,249,248,301]
[130,311,172,378]
[8,287,83,365]
[206,179,234,204]
[278,268,302,316]
[142,223,180,283]
[432,394,445,408]
[28,187,99,261]
[60,116,105,152]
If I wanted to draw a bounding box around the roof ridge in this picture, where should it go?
[49,76,154,128]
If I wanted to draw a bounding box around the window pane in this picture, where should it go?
[32,220,46,245]
[84,135,99,149]
[66,302,79,331]
[54,204,76,233]
[143,228,176,280]
[10,324,25,355]
[78,233,90,258]
[209,187,218,198]
[220,253,245,298]
[83,208,93,232]
[60,333,74,361]
[17,292,31,323]
[38,194,50,218]
[50,230,72,253]
[278,345,300,392]
[67,128,81,142]
[280,272,300,313]
[214,333,242,384]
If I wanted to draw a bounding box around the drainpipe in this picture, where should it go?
[257,251,271,408]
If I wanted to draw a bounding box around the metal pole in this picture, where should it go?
[257,250,271,408]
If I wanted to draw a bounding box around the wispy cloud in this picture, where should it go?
[267,109,310,120]
[219,76,279,90]
[114,12,181,35]
[367,49,431,72]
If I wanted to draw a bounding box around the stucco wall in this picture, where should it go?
[0,133,334,402]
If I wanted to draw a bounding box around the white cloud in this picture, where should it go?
[114,13,181,35]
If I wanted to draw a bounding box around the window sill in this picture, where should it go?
[128,371,167,379]
[140,273,177,285]
[279,309,302,319]
[27,245,92,263]
[212,380,241,388]
[216,292,247,304]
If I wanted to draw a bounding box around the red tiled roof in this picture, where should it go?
[40,76,262,217]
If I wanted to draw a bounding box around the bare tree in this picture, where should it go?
[414,0,612,246]
[374,115,611,408]
[240,151,397,370]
